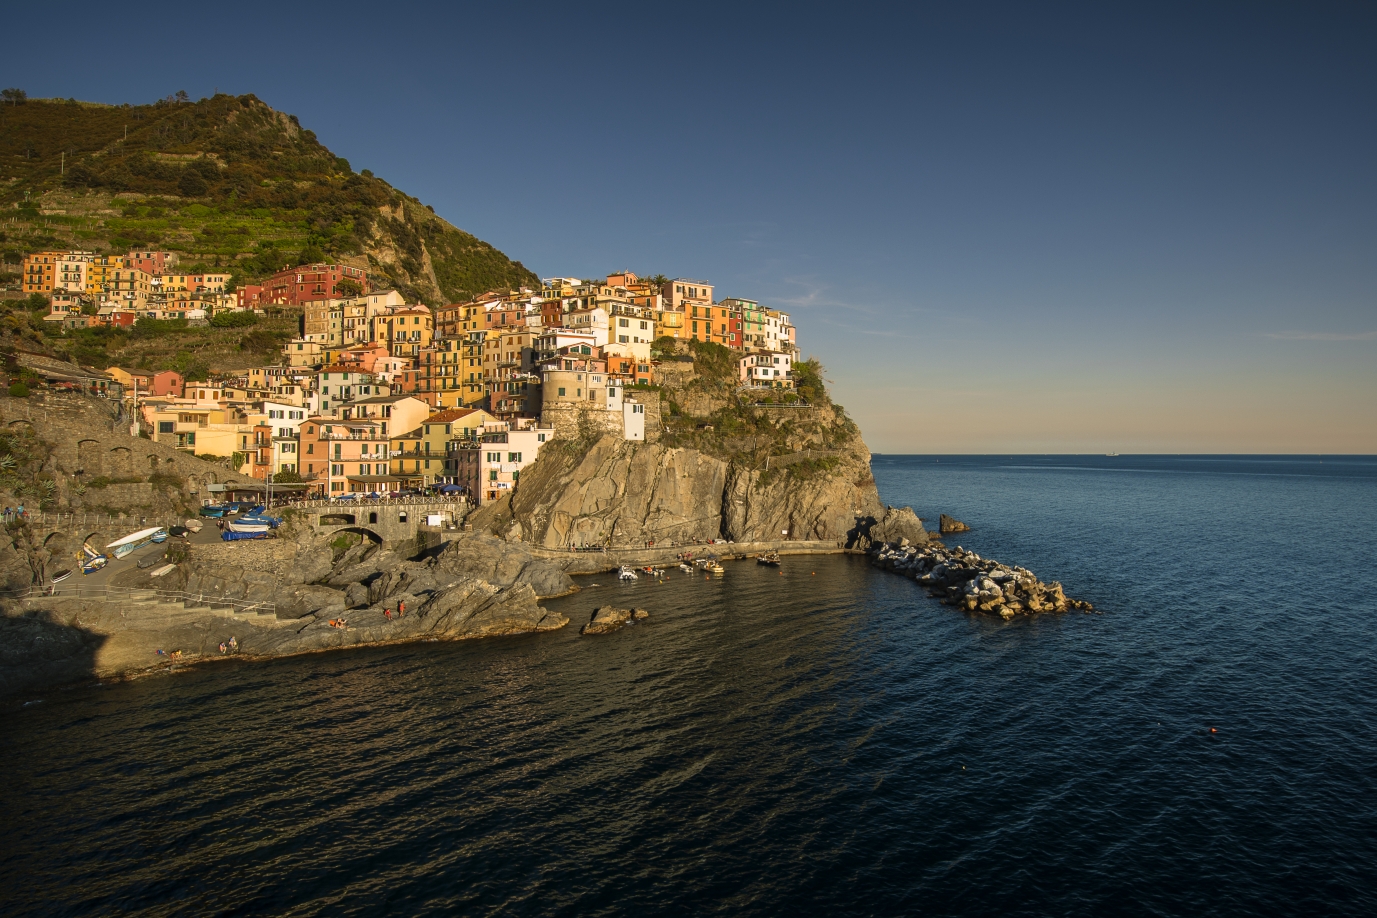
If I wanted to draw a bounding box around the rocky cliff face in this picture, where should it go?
[494,430,884,547]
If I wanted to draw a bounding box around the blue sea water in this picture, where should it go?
[2,455,1376,916]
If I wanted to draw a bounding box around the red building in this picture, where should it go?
[238,263,369,308]
[124,251,174,275]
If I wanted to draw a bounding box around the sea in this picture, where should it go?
[2,455,1375,916]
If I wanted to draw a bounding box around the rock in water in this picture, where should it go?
[868,506,930,547]
[939,514,971,534]
[580,606,647,635]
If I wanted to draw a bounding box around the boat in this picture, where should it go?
[222,529,268,541]
[184,518,203,533]
[198,504,230,518]
[106,526,168,560]
[679,562,694,573]
[706,562,725,575]
[50,569,71,584]
[226,519,271,534]
[151,531,168,544]
[757,551,781,566]
[79,543,106,574]
[617,566,639,581]
[1105,452,1119,457]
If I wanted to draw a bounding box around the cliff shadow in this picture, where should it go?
[0,609,109,702]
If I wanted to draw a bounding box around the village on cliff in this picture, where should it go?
[18,253,802,505]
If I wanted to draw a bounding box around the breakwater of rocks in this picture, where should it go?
[868,540,1096,618]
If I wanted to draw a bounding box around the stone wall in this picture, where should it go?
[0,393,258,513]
[540,390,661,444]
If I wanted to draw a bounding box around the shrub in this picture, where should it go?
[209,310,257,328]
[7,382,28,397]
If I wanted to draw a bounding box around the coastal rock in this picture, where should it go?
[867,506,930,547]
[868,541,1093,619]
[580,605,647,635]
[432,535,575,598]
[939,514,971,534]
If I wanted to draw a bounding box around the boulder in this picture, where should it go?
[939,514,971,534]
[582,605,633,635]
[868,506,929,547]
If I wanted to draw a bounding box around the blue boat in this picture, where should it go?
[221,529,268,541]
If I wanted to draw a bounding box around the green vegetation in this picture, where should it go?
[0,429,57,507]
[653,341,859,468]
[0,94,539,304]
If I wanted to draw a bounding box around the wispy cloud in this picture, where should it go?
[1264,330,1377,341]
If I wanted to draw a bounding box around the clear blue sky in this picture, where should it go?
[5,1,1375,452]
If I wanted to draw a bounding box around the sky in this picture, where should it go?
[3,1,1374,453]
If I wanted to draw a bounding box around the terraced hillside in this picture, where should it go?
[0,94,537,305]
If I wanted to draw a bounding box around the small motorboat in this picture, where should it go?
[50,569,71,584]
[198,504,230,518]
[617,566,639,581]
[226,518,271,534]
[151,531,168,544]
[679,562,694,572]
[706,562,725,575]
[184,518,203,533]
[757,552,781,566]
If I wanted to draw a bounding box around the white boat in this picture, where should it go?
[706,562,725,575]
[617,566,639,581]
[106,526,168,560]
[679,562,694,573]
[226,519,271,534]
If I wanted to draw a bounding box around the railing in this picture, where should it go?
[17,584,276,615]
[16,510,191,530]
[290,496,469,510]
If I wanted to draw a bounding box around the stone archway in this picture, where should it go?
[108,446,132,478]
[76,439,102,476]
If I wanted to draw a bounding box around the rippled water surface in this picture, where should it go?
[4,455,1377,916]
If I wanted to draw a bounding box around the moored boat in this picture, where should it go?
[757,551,781,566]
[618,565,639,581]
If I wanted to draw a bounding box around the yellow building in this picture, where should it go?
[109,268,153,308]
[390,406,498,485]
[372,307,434,358]
[85,255,122,299]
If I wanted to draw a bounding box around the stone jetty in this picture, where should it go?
[869,540,1095,618]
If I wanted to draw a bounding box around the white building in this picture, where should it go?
[562,306,610,347]
[739,351,794,389]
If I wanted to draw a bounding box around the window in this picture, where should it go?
[508,452,522,462]
[158,421,174,433]
[538,433,546,442]
[558,387,566,397]
[489,470,498,481]
[619,318,629,327]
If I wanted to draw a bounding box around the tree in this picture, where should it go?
[178,168,208,197]
[336,278,362,297]
[1,88,26,105]
[175,90,190,103]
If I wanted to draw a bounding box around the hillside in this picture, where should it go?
[0,93,538,305]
